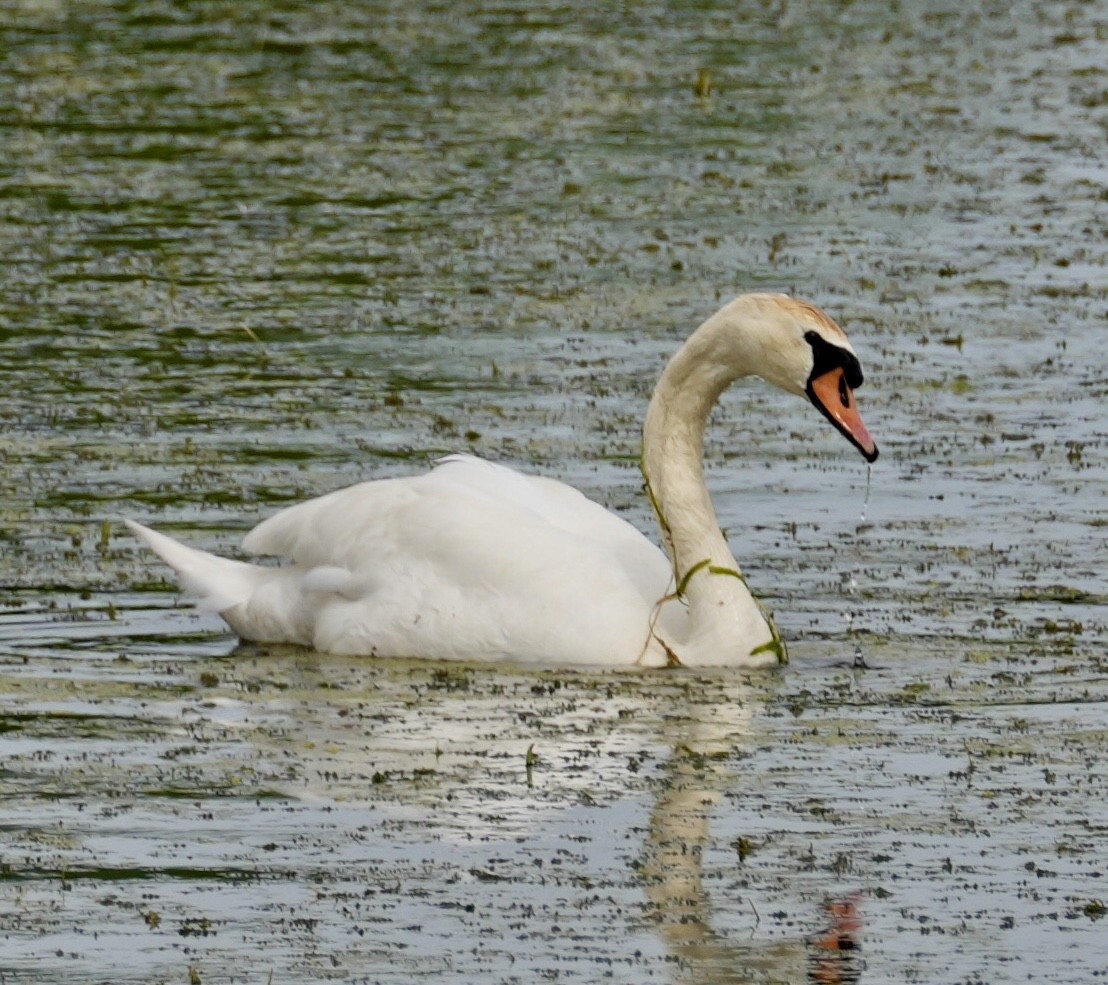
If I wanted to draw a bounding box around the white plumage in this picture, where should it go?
[127,293,877,668]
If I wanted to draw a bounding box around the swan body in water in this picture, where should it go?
[127,293,878,668]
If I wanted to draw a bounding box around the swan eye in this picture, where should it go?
[804,330,864,389]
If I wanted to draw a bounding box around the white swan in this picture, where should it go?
[126,293,877,668]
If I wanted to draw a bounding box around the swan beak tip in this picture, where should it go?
[807,367,879,465]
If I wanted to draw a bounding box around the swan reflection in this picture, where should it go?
[643,743,863,984]
[199,648,863,982]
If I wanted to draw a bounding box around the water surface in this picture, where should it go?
[1,1,1105,982]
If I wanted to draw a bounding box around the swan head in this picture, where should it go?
[723,293,879,463]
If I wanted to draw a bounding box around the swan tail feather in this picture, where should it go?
[125,519,263,613]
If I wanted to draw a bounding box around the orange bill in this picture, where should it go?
[808,366,878,462]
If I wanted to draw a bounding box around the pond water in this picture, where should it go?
[1,1,1105,982]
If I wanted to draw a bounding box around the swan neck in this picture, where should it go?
[642,314,749,577]
[640,310,782,665]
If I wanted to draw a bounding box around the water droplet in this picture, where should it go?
[842,465,872,662]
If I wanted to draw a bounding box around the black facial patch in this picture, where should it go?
[805,331,864,389]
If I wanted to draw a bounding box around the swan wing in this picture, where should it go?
[234,456,673,663]
[429,454,670,596]
[242,454,670,601]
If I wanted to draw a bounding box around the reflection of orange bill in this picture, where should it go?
[808,895,862,983]
[809,366,878,462]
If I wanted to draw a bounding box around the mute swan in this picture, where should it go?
[126,293,877,668]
